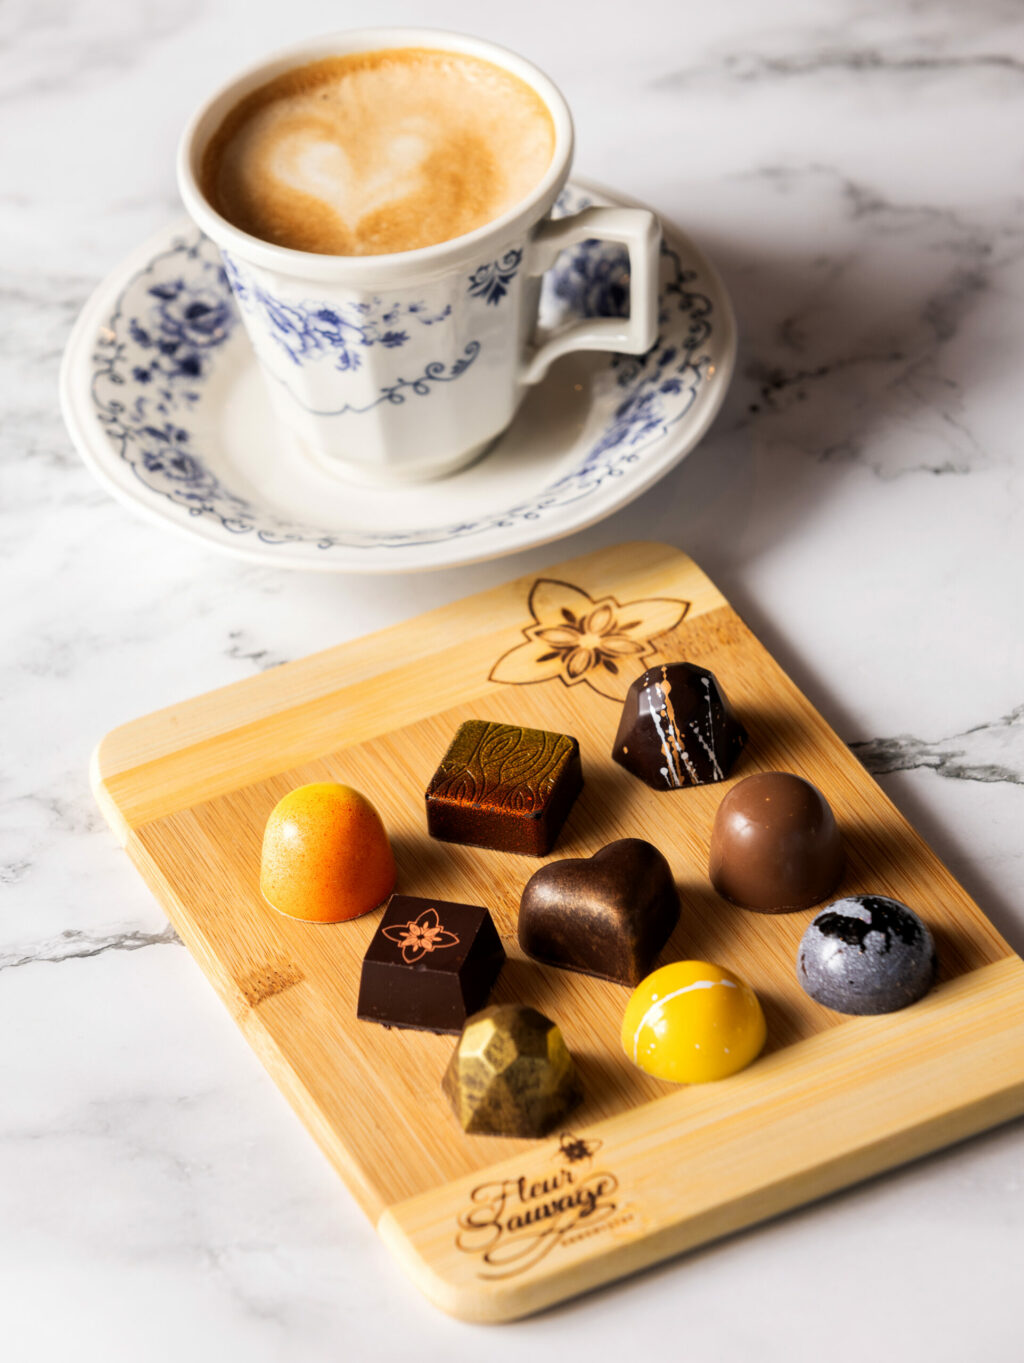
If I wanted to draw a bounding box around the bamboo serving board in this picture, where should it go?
[92,541,1024,1322]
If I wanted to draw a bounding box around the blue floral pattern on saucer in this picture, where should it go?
[83,186,727,555]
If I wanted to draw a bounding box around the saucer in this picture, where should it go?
[60,181,736,573]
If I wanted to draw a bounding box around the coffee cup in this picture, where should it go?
[178,29,661,483]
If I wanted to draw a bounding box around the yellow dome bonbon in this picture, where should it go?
[621,960,766,1083]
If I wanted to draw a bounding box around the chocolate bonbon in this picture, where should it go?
[798,895,938,1015]
[612,662,746,791]
[518,839,679,986]
[425,719,582,856]
[709,771,843,913]
[357,895,505,1034]
[442,1004,582,1137]
[260,782,395,923]
[621,960,766,1083]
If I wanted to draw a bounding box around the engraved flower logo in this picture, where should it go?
[489,579,689,701]
[557,1131,603,1165]
[382,908,460,963]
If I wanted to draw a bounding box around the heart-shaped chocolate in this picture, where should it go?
[518,839,680,986]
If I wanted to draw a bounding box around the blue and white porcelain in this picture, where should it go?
[60,181,736,572]
[175,28,661,482]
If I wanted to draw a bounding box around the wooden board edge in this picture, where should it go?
[379,1084,1024,1324]
[90,739,130,848]
[376,956,1024,1323]
[86,534,1024,1309]
[89,538,739,830]
[91,539,714,785]
[114,825,390,1222]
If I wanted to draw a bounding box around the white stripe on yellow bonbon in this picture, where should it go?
[631,977,736,1063]
[621,960,766,1084]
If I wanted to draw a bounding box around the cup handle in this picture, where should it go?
[520,206,662,386]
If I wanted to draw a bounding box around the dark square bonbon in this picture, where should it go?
[357,894,505,1035]
[425,719,583,856]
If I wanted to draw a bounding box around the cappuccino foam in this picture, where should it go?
[201,49,555,255]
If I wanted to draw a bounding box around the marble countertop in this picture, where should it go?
[4,0,1023,1358]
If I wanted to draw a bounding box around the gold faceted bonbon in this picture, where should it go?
[442,1004,581,1137]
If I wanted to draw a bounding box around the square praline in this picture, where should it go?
[356,895,505,1035]
[425,719,583,856]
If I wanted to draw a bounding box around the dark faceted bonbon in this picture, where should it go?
[612,662,747,791]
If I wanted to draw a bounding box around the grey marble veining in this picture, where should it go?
[0,924,180,974]
[657,47,1024,88]
[712,163,1024,478]
[854,703,1024,785]
[651,0,1024,89]
[2,0,1023,1358]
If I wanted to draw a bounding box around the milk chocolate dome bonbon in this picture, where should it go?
[709,771,843,913]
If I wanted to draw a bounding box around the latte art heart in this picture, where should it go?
[269,126,431,233]
[201,48,556,255]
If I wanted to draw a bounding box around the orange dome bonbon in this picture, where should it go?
[260,782,396,923]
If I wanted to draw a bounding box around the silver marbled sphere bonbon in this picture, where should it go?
[797,895,938,1015]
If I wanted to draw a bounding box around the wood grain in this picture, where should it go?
[381,955,1024,1321]
[92,540,1024,1320]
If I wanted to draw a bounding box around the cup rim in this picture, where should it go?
[177,27,574,282]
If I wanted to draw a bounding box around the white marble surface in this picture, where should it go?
[4,0,1023,1357]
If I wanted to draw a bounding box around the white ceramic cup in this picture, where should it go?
[178,29,662,483]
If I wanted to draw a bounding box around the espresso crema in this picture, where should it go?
[200,48,556,255]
